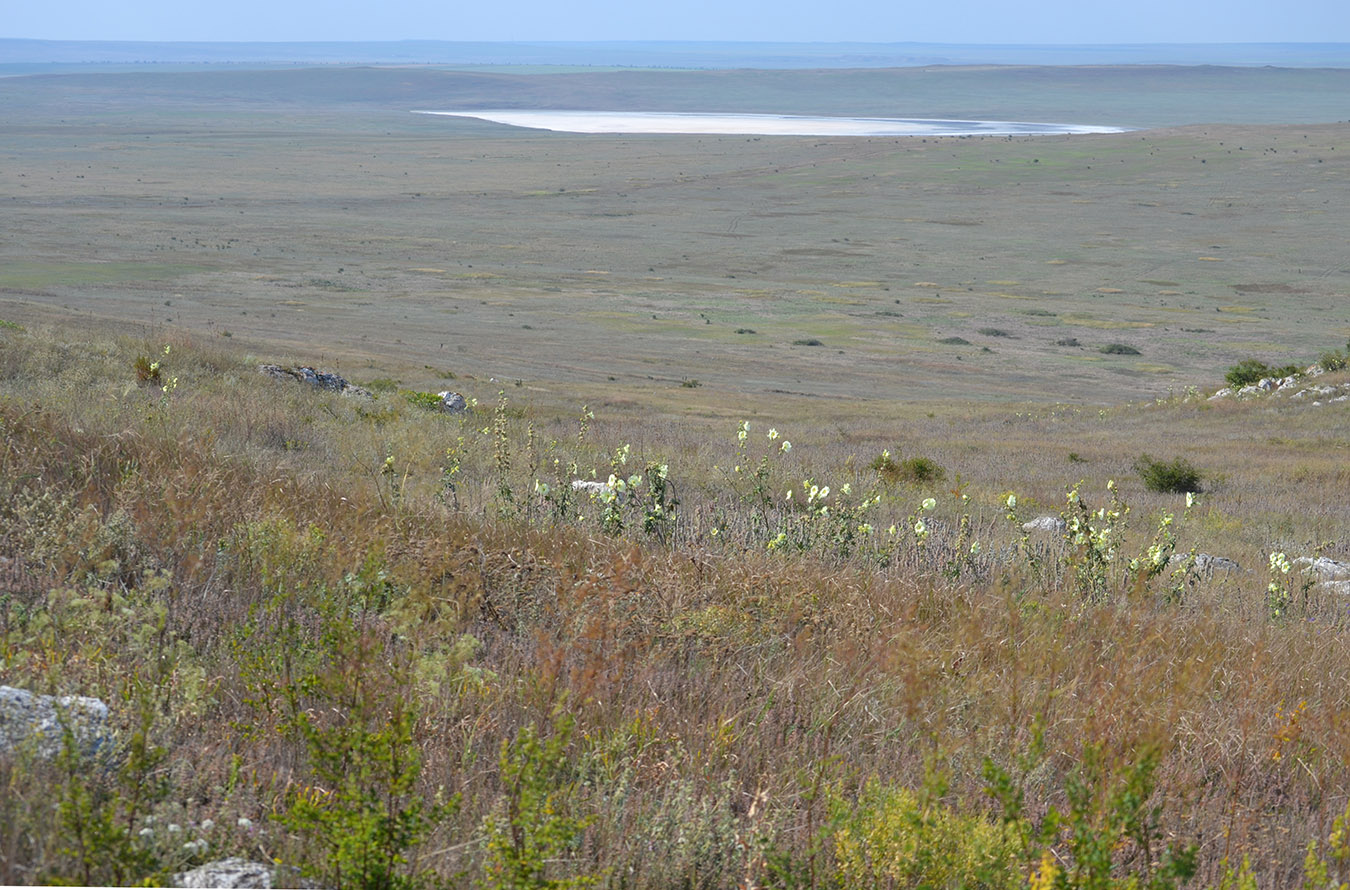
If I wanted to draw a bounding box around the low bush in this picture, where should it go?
[792,338,824,347]
[937,336,970,345]
[1100,343,1142,355]
[1225,358,1301,388]
[1135,454,1203,493]
[1319,350,1348,372]
[871,451,946,485]
[401,390,444,411]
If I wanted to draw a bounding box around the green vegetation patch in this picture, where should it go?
[1135,454,1204,493]
[0,261,205,290]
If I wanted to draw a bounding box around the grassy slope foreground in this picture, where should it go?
[1,322,1350,888]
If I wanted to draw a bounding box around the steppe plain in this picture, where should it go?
[4,61,1350,887]
[3,64,1349,411]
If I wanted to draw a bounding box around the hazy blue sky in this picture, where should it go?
[7,0,1349,44]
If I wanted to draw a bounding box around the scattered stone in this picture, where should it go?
[1293,556,1350,581]
[572,479,624,503]
[258,364,371,400]
[1022,516,1066,534]
[438,391,468,414]
[0,685,110,759]
[173,858,275,889]
[1195,553,1242,574]
[1317,580,1350,596]
[1168,553,1241,576]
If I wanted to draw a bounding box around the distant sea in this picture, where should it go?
[3,39,1350,75]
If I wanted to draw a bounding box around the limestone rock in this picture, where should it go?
[0,685,110,759]
[438,391,468,414]
[1194,553,1242,574]
[572,479,624,503]
[173,858,274,889]
[1021,516,1066,534]
[258,364,371,400]
[1168,553,1241,576]
[1294,556,1350,581]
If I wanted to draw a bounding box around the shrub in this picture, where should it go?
[1100,343,1141,355]
[792,338,824,347]
[978,328,1012,337]
[871,452,946,485]
[937,336,970,345]
[1319,350,1348,372]
[133,355,161,385]
[401,390,444,411]
[1135,454,1203,494]
[832,779,1025,889]
[1225,358,1300,388]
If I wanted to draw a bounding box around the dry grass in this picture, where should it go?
[2,323,1349,886]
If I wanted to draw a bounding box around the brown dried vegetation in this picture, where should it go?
[1,324,1349,887]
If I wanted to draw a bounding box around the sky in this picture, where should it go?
[6,0,1349,45]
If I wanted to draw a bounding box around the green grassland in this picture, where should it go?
[2,65,1350,887]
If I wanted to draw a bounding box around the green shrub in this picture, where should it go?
[401,390,444,411]
[1318,350,1348,372]
[871,452,946,485]
[937,336,970,345]
[792,338,824,347]
[1225,359,1300,388]
[1135,454,1203,494]
[1100,343,1141,355]
[482,713,597,889]
[832,779,1025,889]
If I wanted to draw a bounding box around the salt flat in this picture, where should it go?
[415,109,1128,136]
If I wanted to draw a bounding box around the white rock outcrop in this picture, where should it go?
[173,858,275,889]
[0,685,110,759]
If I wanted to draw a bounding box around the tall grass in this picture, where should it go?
[2,323,1349,887]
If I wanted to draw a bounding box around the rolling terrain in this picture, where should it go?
[1,62,1349,888]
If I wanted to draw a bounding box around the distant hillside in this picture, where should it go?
[4,37,1350,71]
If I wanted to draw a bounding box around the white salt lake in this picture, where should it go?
[414,109,1127,136]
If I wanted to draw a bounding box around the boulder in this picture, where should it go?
[1021,516,1066,534]
[258,364,371,400]
[438,391,468,414]
[1195,553,1242,574]
[0,685,110,759]
[1167,553,1241,576]
[1293,556,1350,581]
[572,479,624,503]
[173,858,274,889]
